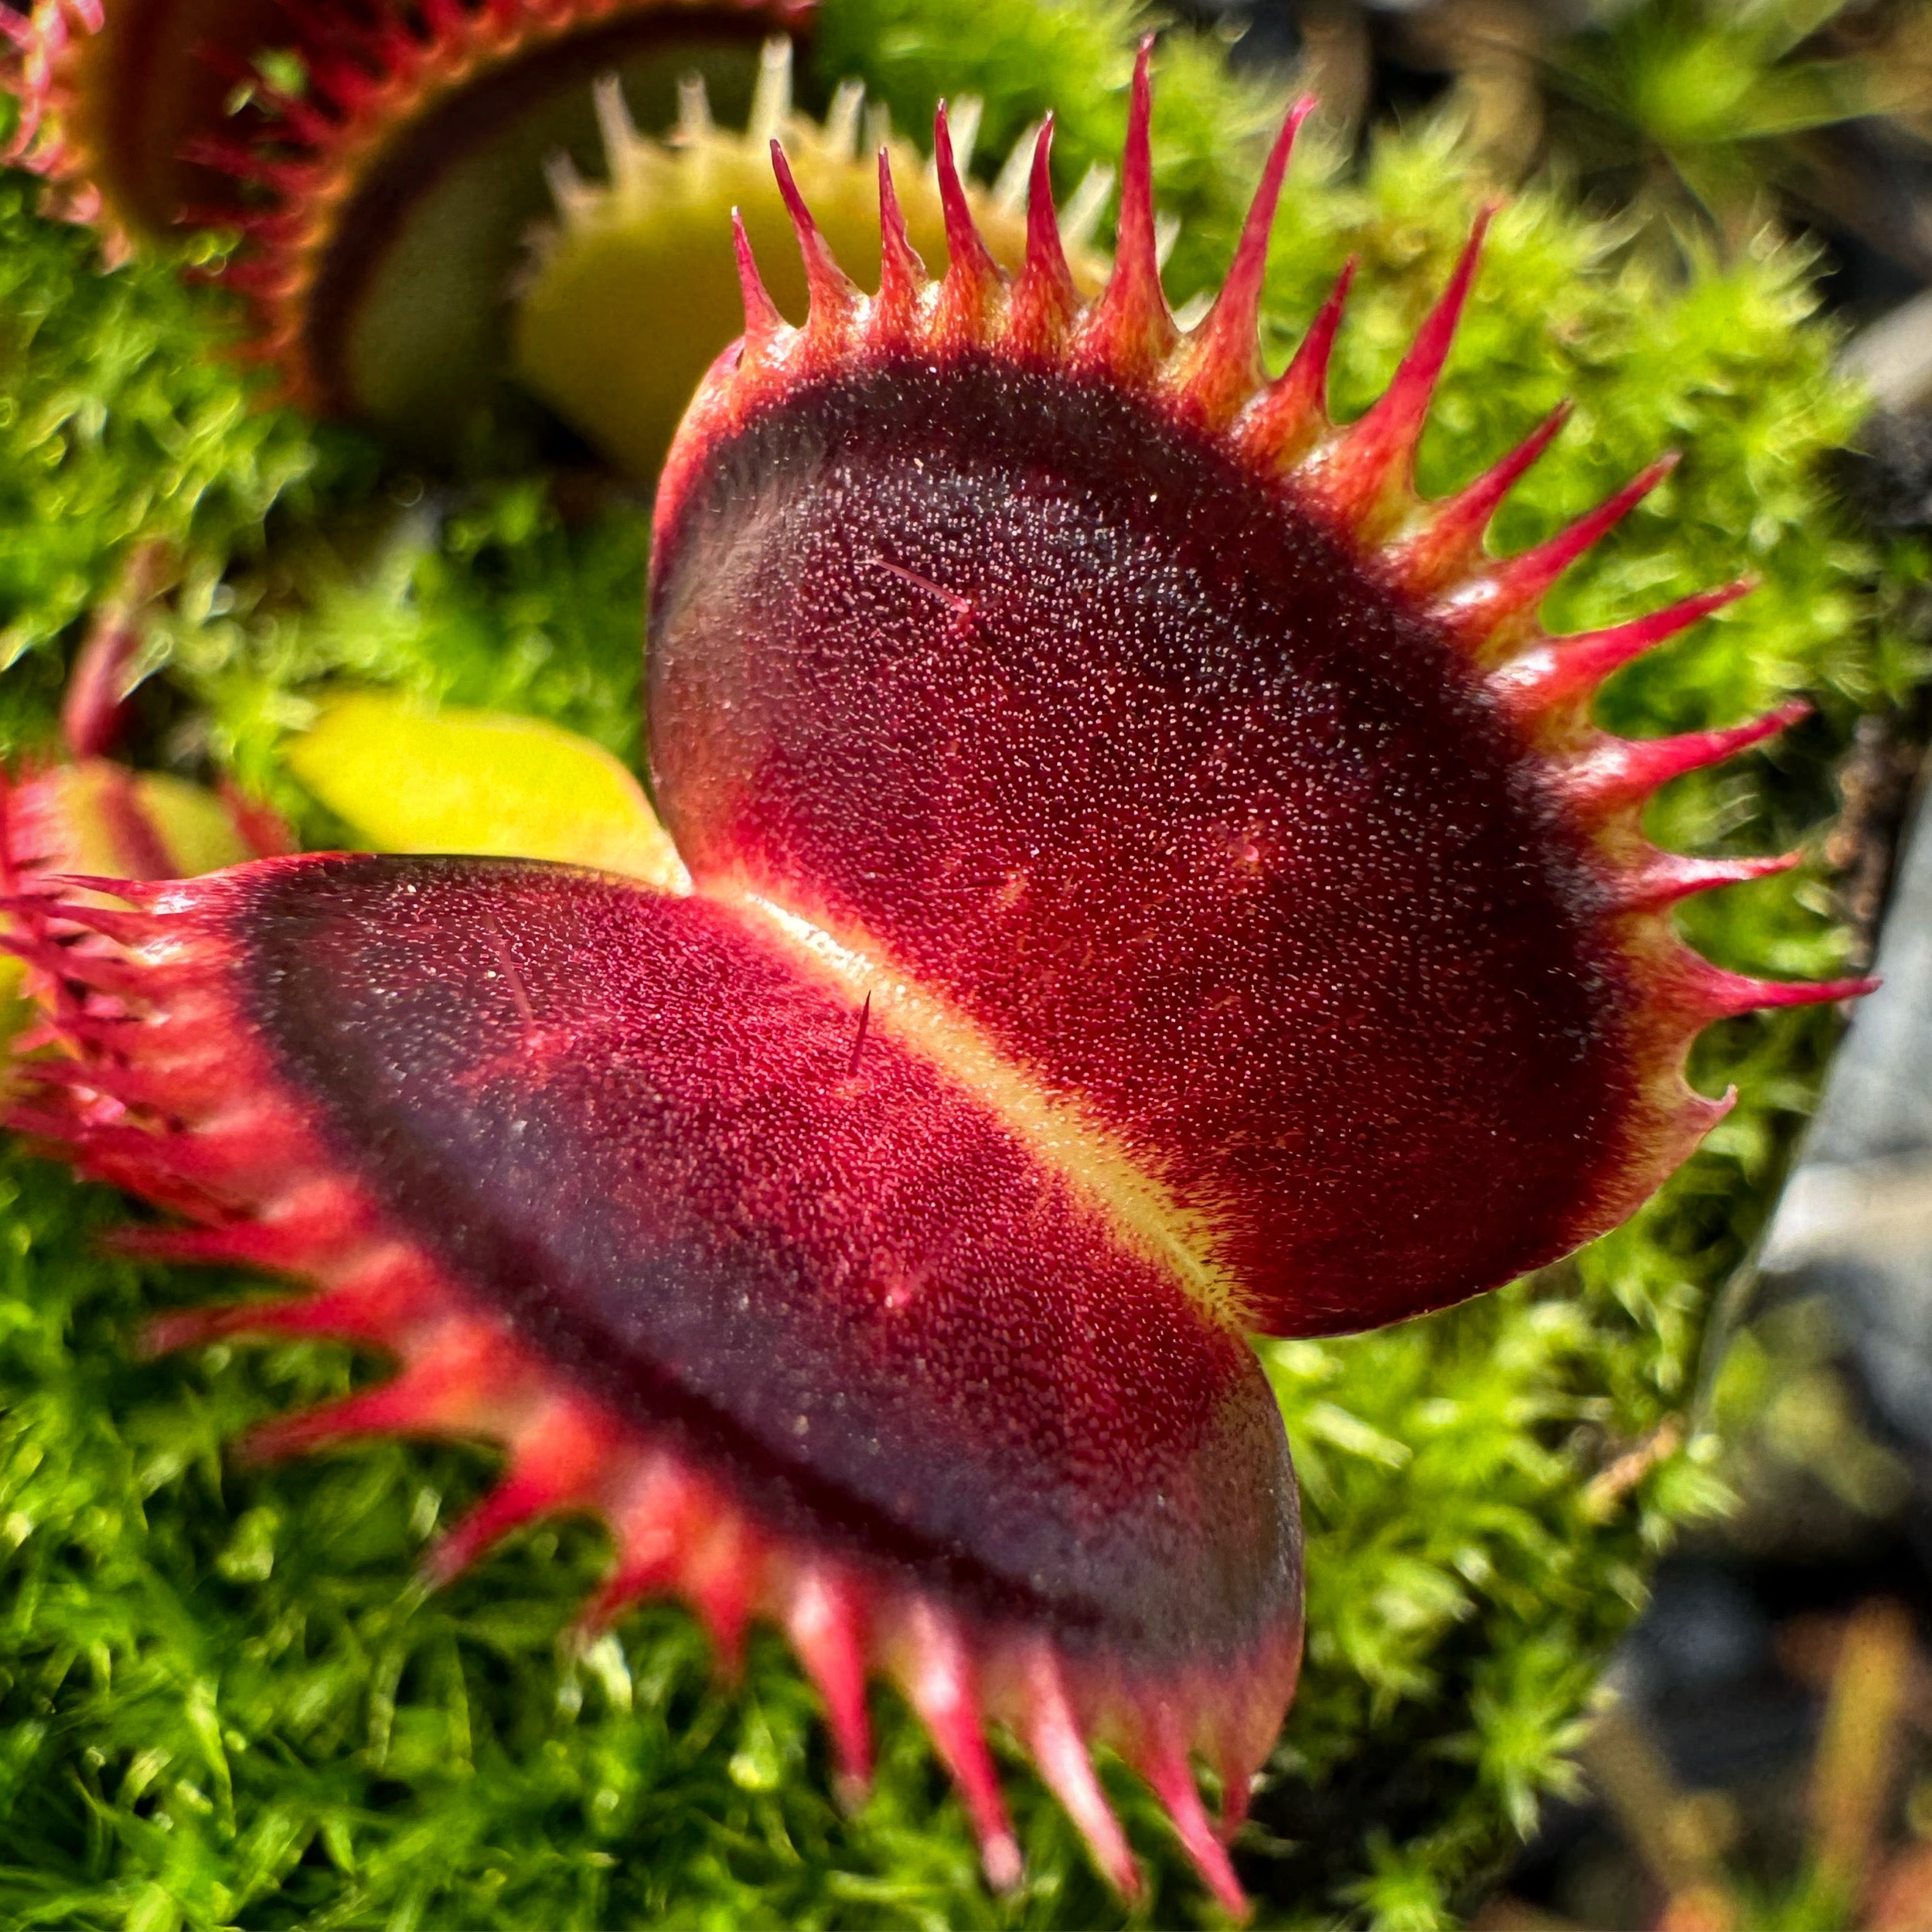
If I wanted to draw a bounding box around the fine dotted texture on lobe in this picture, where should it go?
[650,355,1641,1335]
[235,855,1300,1670]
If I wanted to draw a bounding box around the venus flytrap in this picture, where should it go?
[0,3,1913,1926]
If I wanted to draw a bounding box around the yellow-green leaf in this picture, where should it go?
[287,693,687,891]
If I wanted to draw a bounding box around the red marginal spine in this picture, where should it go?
[1020,1641,1141,1899]
[1384,401,1572,598]
[1489,580,1753,724]
[1073,38,1174,380]
[1234,257,1354,468]
[1435,455,1679,653]
[899,1601,1022,1892]
[1559,703,1809,821]
[1299,209,1493,535]
[1137,1721,1246,1918]
[1174,94,1313,424]
[770,138,858,337]
[871,148,926,346]
[930,101,1001,347]
[423,1397,615,1584]
[1616,850,1798,912]
[732,206,785,350]
[783,1562,874,1791]
[1004,117,1077,357]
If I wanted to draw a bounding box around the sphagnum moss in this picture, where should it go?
[0,0,1919,1923]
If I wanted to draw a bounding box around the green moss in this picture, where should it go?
[165,481,650,840]
[0,1,1922,1925]
[0,179,356,762]
[0,181,641,813]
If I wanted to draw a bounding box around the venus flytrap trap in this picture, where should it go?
[0,31,1890,1922]
[1,0,816,452]
[515,35,1118,479]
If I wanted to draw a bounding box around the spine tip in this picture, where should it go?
[731,206,784,344]
[874,145,925,329]
[1178,94,1315,419]
[768,139,857,329]
[1298,208,1494,533]
[1082,34,1175,370]
[932,99,1000,315]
